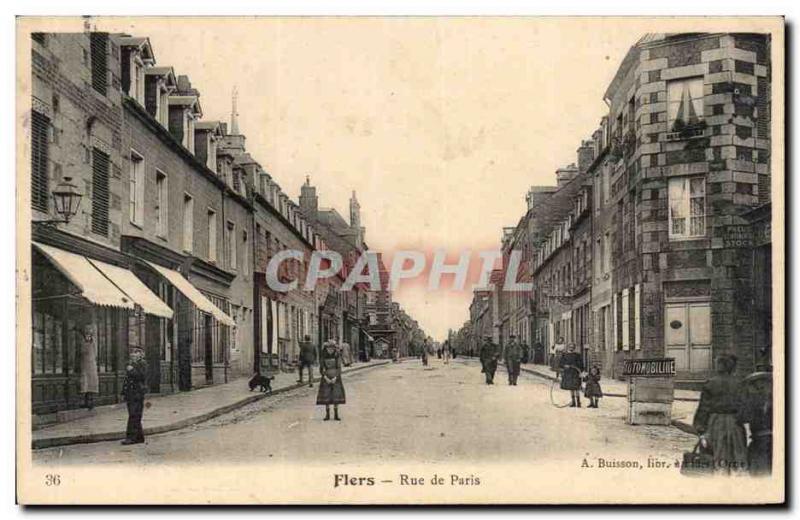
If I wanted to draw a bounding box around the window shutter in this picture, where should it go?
[621,288,630,351]
[31,110,50,212]
[91,148,110,236]
[634,284,641,350]
[90,33,108,96]
[135,164,145,225]
[612,292,618,350]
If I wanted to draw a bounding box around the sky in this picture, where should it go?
[90,17,643,341]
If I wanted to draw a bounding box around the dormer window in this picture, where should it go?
[145,67,176,128]
[207,135,218,172]
[184,110,196,153]
[130,55,145,104]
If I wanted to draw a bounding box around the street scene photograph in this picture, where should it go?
[15,15,784,505]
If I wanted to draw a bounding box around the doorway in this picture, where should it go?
[665,301,712,373]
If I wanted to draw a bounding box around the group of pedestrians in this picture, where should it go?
[548,337,603,408]
[477,334,524,386]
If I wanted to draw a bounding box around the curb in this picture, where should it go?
[33,360,391,450]
[507,363,698,402]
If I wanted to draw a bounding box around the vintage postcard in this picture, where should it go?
[15,16,784,505]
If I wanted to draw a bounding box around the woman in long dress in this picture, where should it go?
[558,343,584,407]
[79,323,99,410]
[693,354,748,474]
[317,341,346,421]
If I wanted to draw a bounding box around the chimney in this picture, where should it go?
[556,163,579,188]
[577,140,596,173]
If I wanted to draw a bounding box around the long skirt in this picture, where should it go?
[560,367,582,391]
[584,379,603,398]
[706,413,748,473]
[316,377,346,405]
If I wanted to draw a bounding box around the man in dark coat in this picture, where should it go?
[504,335,523,386]
[558,343,584,407]
[479,336,500,385]
[121,347,147,445]
[297,335,316,387]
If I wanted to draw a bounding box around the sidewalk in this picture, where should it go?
[32,359,391,449]
[480,358,701,434]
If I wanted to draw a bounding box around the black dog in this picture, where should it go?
[248,373,274,393]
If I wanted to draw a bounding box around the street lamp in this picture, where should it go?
[35,176,83,225]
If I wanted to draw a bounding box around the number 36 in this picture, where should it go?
[45,474,61,486]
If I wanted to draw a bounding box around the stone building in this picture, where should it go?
[29,31,139,414]
[299,180,369,360]
[115,34,256,390]
[600,33,771,381]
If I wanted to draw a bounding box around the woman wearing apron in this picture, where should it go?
[317,340,346,421]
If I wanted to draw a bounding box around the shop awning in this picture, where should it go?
[144,261,235,327]
[88,259,173,319]
[33,242,135,311]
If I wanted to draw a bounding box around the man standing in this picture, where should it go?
[121,347,147,445]
[504,334,523,386]
[297,335,316,387]
[479,336,500,385]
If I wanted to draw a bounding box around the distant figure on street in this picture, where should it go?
[421,340,429,366]
[504,335,523,386]
[121,347,148,445]
[693,354,747,474]
[532,340,545,365]
[317,340,346,421]
[340,340,354,367]
[78,322,98,410]
[297,335,316,387]
[584,364,603,408]
[559,343,584,407]
[479,336,500,385]
[442,341,451,365]
[738,370,773,476]
[550,337,566,379]
[520,341,530,364]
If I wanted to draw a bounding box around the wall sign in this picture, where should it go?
[622,358,676,377]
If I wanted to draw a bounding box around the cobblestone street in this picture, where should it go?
[34,358,695,467]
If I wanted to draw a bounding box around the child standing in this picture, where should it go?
[584,365,603,408]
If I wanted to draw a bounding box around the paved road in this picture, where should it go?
[34,358,694,466]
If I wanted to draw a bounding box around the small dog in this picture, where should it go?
[248,373,274,393]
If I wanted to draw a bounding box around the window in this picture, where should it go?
[158,86,170,127]
[31,110,50,212]
[603,232,611,274]
[207,209,217,262]
[668,177,706,239]
[183,111,195,153]
[226,221,237,271]
[667,77,704,131]
[130,56,145,104]
[32,310,63,375]
[91,148,110,236]
[129,150,144,226]
[183,194,194,252]
[155,170,168,237]
[90,33,108,96]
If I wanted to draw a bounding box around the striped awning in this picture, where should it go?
[144,261,235,327]
[33,242,172,318]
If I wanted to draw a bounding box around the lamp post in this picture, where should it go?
[34,176,83,225]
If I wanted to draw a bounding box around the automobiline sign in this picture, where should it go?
[622,358,676,377]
